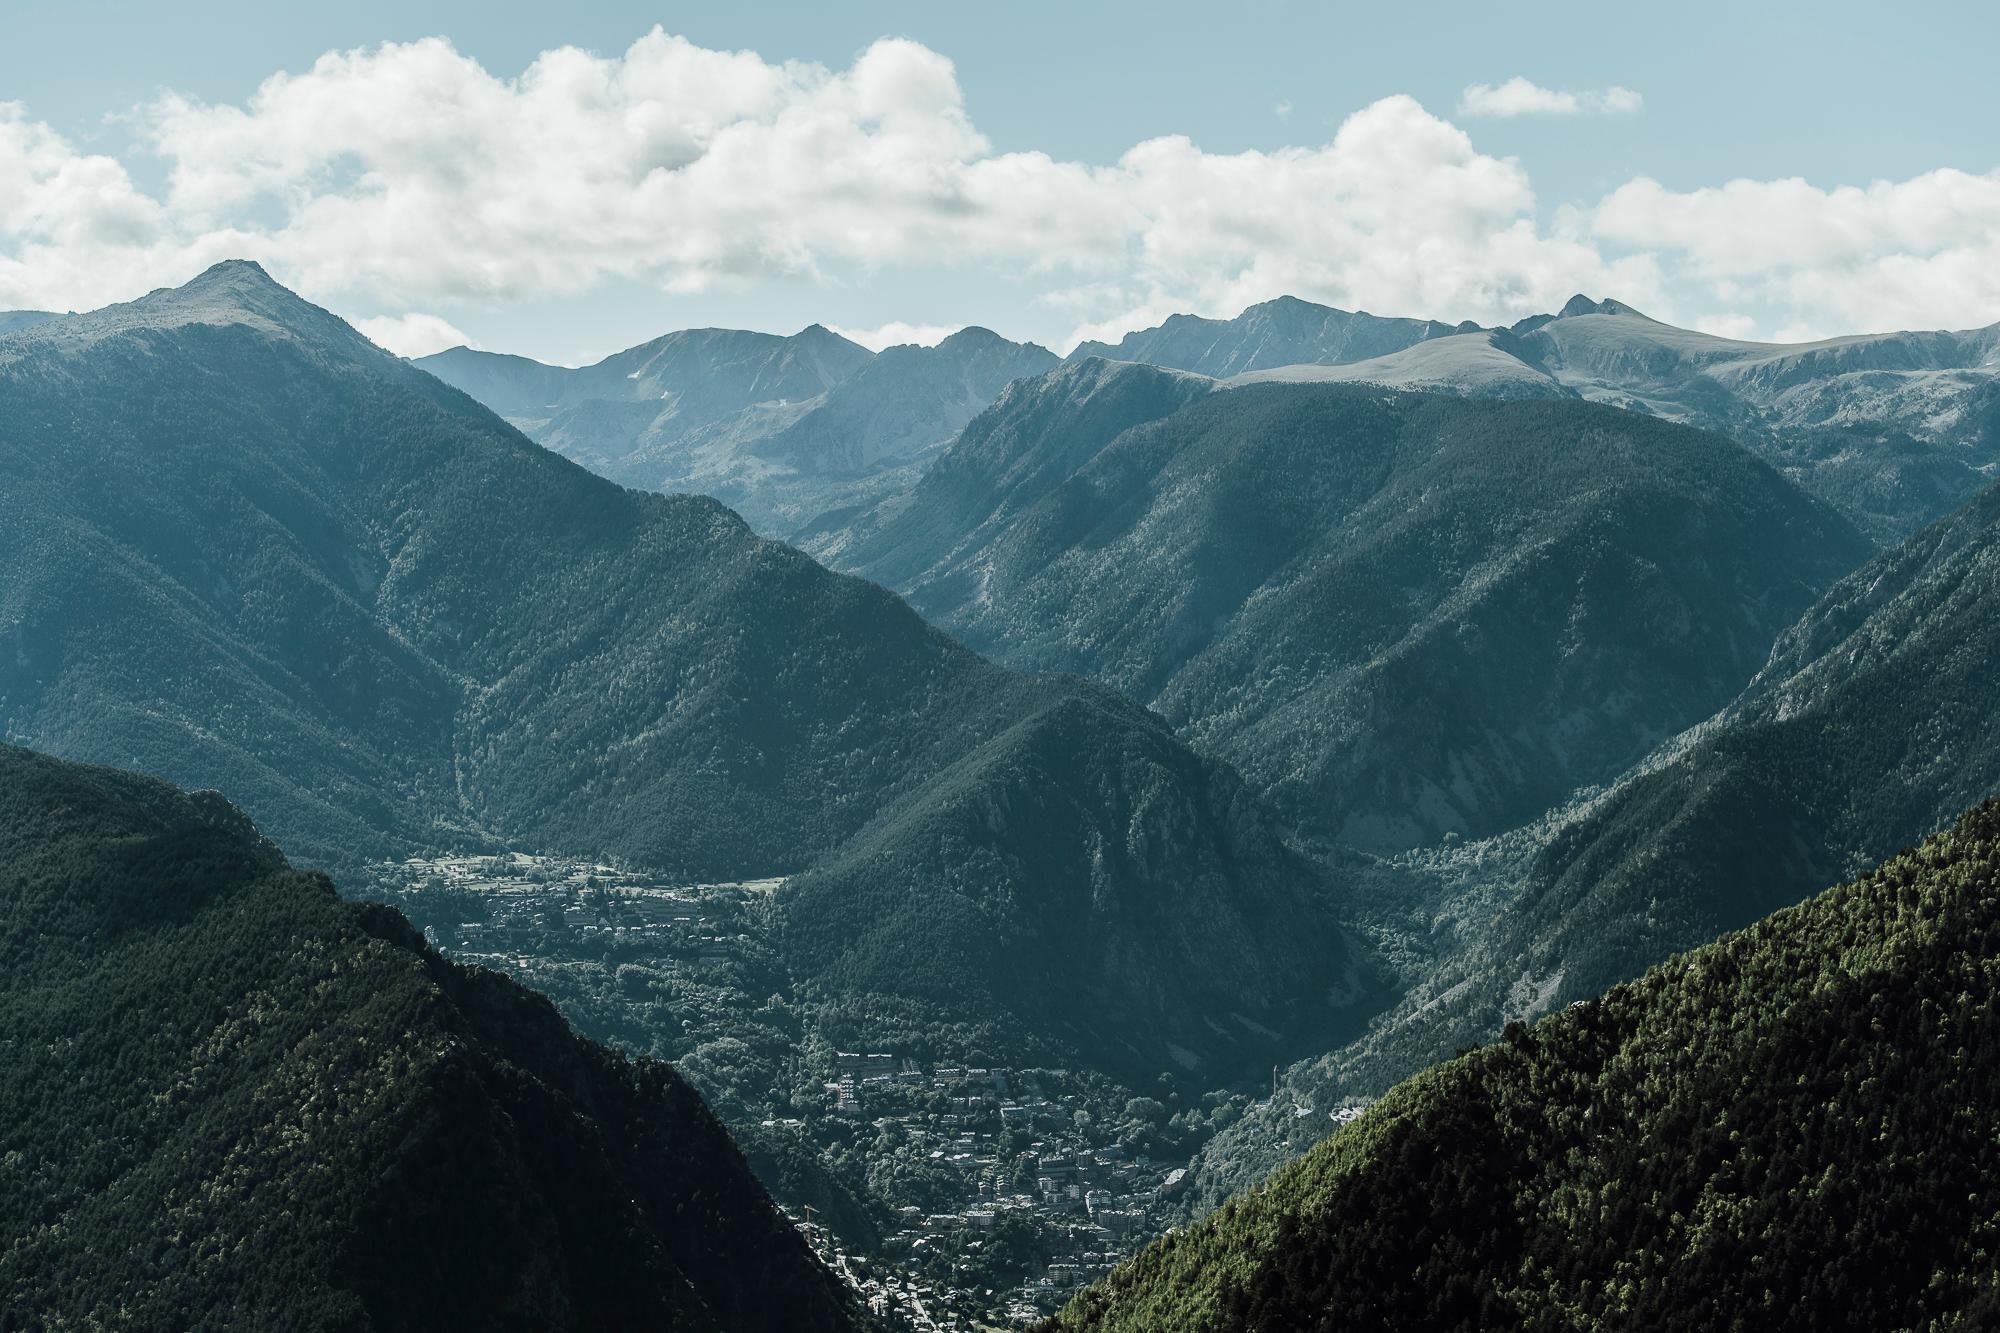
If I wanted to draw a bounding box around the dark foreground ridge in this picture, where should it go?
[1050,799,2000,1331]
[0,743,868,1331]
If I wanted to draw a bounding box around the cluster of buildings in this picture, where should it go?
[802,1054,1187,1323]
[392,853,764,966]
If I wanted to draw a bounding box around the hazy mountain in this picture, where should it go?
[1053,800,2000,1332]
[417,323,1054,537]
[0,745,865,1331]
[1226,329,1570,400]
[0,311,58,336]
[834,367,1870,853]
[1062,293,2000,540]
[0,261,1363,1078]
[1069,294,1473,376]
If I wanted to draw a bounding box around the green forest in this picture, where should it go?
[1054,800,2000,1330]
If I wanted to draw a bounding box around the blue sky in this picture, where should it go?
[5,0,1998,363]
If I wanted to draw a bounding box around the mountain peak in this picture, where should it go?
[1557,293,1645,319]
[187,257,278,287]
[38,258,375,356]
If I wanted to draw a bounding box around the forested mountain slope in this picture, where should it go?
[1190,471,2000,1200]
[1054,800,2000,1332]
[834,374,1870,852]
[0,262,1362,1078]
[0,745,867,1331]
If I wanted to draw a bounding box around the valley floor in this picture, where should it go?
[361,852,1266,1328]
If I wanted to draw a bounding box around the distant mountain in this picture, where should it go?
[1061,293,2000,540]
[0,745,865,1331]
[833,364,1870,853]
[1069,295,1473,377]
[418,324,1054,537]
[1226,329,1570,400]
[0,261,1363,1078]
[0,310,58,336]
[1053,799,2000,1332]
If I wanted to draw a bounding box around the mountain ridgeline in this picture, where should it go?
[1068,294,1476,376]
[0,745,866,1331]
[0,261,1364,1080]
[418,323,1056,538]
[1073,293,2000,541]
[1053,800,2000,1331]
[831,359,1871,853]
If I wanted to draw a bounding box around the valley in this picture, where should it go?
[364,850,1277,1326]
[2,241,1997,1333]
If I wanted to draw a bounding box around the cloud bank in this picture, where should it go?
[0,31,1995,349]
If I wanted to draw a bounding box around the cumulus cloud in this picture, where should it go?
[353,312,476,357]
[1594,170,2000,335]
[1459,78,1642,118]
[0,31,1993,348]
[828,320,963,350]
[0,32,1652,344]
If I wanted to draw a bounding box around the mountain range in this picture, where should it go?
[1074,293,2000,542]
[0,260,1365,1082]
[1183,409,2000,1208]
[823,358,1872,853]
[0,744,866,1330]
[1067,294,1476,376]
[433,293,2000,547]
[417,324,1056,538]
[11,258,2000,1327]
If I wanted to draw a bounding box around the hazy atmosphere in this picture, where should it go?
[7,4,2000,1330]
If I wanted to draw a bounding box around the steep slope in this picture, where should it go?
[0,261,1363,1077]
[1055,800,2000,1332]
[782,690,1371,1079]
[0,745,865,1331]
[820,357,1217,575]
[1192,470,2000,1199]
[836,376,1870,853]
[419,324,1055,537]
[1501,475,2000,1002]
[1070,295,1472,376]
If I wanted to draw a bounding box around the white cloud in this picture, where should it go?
[0,34,1650,345]
[1594,170,2000,334]
[353,311,476,357]
[0,31,1993,350]
[1692,313,1761,340]
[828,320,962,350]
[1458,78,1642,118]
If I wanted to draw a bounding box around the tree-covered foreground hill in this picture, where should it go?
[0,744,869,1331]
[1051,800,2000,1332]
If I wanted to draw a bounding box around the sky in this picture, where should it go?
[4,0,1999,364]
